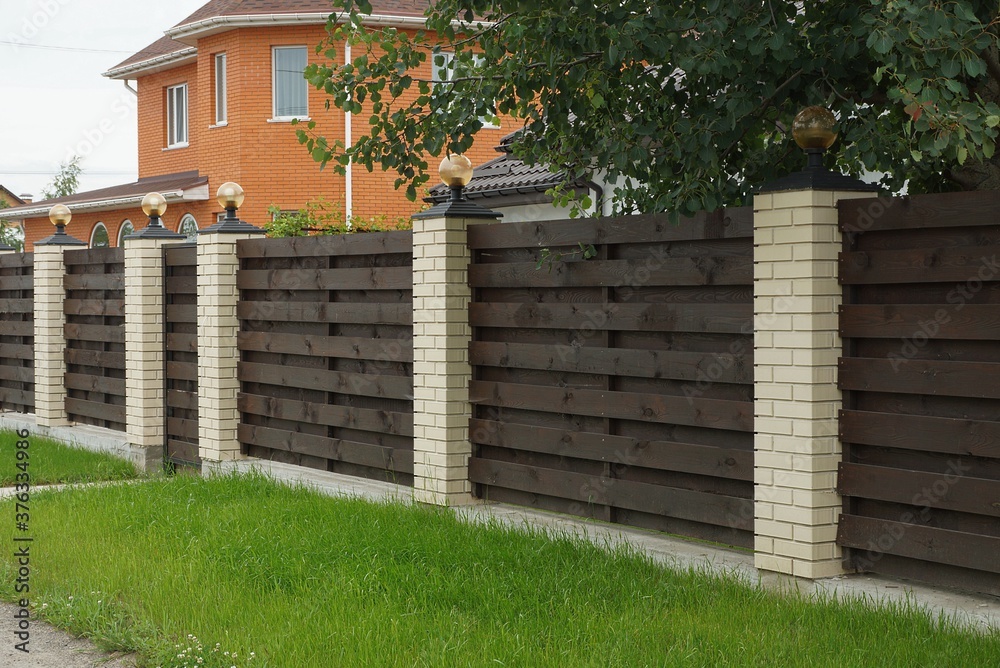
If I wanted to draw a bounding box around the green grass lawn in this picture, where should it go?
[2,472,997,668]
[0,429,138,486]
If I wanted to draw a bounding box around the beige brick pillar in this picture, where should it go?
[411,167,500,506]
[33,211,86,427]
[753,185,875,579]
[197,193,265,464]
[124,208,185,470]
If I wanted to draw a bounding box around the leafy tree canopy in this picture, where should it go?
[299,0,1000,216]
[42,155,83,200]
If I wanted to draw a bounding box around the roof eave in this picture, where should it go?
[165,12,429,46]
[0,186,209,221]
[103,48,198,80]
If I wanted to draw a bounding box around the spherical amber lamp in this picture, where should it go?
[792,106,838,151]
[48,204,71,229]
[217,182,246,211]
[141,192,167,218]
[440,154,474,202]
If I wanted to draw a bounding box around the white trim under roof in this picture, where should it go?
[0,184,210,220]
[103,47,198,80]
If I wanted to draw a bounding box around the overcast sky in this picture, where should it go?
[0,0,209,199]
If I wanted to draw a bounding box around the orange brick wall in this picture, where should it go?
[23,202,218,251]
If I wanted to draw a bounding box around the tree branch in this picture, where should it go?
[720,68,803,162]
[982,46,1000,86]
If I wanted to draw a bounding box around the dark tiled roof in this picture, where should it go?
[0,171,207,216]
[109,35,193,72]
[427,150,566,203]
[110,0,431,72]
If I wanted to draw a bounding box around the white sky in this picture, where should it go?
[0,0,208,199]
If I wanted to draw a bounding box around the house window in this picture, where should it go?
[272,46,308,120]
[90,222,110,248]
[433,52,500,129]
[215,53,228,125]
[178,214,198,240]
[166,83,189,147]
[117,220,133,246]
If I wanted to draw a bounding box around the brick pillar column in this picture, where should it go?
[411,159,500,505]
[197,186,265,465]
[33,209,86,427]
[753,182,875,579]
[124,202,185,470]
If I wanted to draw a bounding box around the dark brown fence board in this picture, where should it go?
[470,302,750,333]
[163,243,199,471]
[469,209,753,547]
[0,250,34,413]
[236,232,414,483]
[63,248,125,431]
[0,366,33,384]
[0,387,33,408]
[838,515,1000,574]
[0,299,32,313]
[838,190,1000,595]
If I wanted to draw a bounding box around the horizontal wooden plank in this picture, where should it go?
[0,365,34,384]
[0,275,33,291]
[166,333,197,353]
[64,299,125,318]
[64,273,124,291]
[470,341,751,385]
[239,393,413,437]
[840,410,1000,459]
[837,514,1000,574]
[65,372,126,397]
[470,302,750,333]
[167,360,197,383]
[470,458,752,529]
[166,304,197,323]
[840,305,1000,340]
[0,253,32,270]
[238,423,413,473]
[839,191,1000,234]
[165,275,197,294]
[239,361,413,401]
[163,243,198,265]
[468,208,753,250]
[839,358,1000,399]
[166,438,200,466]
[0,343,33,360]
[470,419,751,480]
[167,416,199,440]
[0,387,32,408]
[65,323,124,343]
[470,380,751,432]
[238,266,412,291]
[0,321,33,337]
[167,389,198,411]
[838,462,1000,518]
[63,247,124,266]
[840,247,1000,285]
[65,397,126,425]
[237,231,413,259]
[237,301,412,326]
[469,256,751,289]
[65,348,125,370]
[0,299,32,314]
[238,331,412,363]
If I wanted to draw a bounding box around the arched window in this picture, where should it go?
[90,222,110,248]
[178,214,198,241]
[117,220,134,246]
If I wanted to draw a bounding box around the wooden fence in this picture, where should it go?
[63,247,126,431]
[164,243,200,470]
[236,233,415,484]
[0,253,34,414]
[467,210,755,547]
[837,190,1000,596]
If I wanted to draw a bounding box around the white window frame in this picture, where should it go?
[166,83,189,148]
[271,46,309,122]
[433,52,500,129]
[117,219,134,246]
[90,222,110,248]
[214,53,228,126]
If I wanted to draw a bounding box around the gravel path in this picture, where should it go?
[0,602,135,667]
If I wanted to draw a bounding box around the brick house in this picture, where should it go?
[0,186,24,209]
[0,0,513,250]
